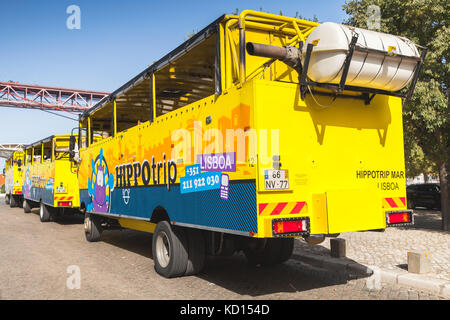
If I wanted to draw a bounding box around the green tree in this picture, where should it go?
[404,136,436,180]
[343,0,449,230]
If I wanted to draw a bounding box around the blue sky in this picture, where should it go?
[0,0,348,168]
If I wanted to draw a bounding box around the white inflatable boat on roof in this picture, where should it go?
[304,22,421,92]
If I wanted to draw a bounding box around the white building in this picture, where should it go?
[406,173,440,185]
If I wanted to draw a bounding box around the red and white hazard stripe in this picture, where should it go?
[259,201,308,216]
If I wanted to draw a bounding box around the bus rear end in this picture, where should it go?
[252,80,411,241]
[53,135,80,211]
[5,151,24,207]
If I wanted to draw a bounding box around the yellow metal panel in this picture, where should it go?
[311,193,328,234]
[326,188,385,233]
[113,100,117,135]
[88,117,91,146]
[152,73,156,120]
[118,218,156,234]
[253,80,406,237]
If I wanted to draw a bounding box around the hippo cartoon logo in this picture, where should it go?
[23,168,31,198]
[87,148,114,213]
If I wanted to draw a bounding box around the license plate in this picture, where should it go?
[264,170,289,190]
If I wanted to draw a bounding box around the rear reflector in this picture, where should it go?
[386,210,413,226]
[58,201,72,207]
[272,217,309,237]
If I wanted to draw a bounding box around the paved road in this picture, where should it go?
[0,199,445,300]
[295,209,450,281]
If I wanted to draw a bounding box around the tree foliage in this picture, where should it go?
[343,0,449,171]
[343,0,448,133]
[343,0,449,229]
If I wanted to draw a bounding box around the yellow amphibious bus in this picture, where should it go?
[22,135,80,222]
[4,151,25,207]
[73,11,425,278]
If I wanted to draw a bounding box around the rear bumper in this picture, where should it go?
[54,196,77,208]
[257,201,310,237]
[256,192,410,237]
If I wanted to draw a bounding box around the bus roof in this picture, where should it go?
[80,14,226,120]
[25,136,54,149]
[25,134,75,149]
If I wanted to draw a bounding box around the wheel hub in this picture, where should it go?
[155,231,171,268]
[84,215,92,233]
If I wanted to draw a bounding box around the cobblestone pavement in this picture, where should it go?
[0,199,447,300]
[294,209,450,281]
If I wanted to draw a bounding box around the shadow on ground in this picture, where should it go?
[28,208,84,225]
[196,253,368,297]
[101,229,153,259]
[99,228,371,297]
[399,209,446,233]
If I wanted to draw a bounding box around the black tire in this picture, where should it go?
[39,202,52,222]
[277,238,294,263]
[23,199,31,213]
[185,228,206,276]
[5,194,10,205]
[51,208,63,222]
[244,238,294,266]
[152,221,188,278]
[84,213,102,242]
[407,199,415,209]
[10,195,17,208]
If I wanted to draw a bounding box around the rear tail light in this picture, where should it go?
[272,217,310,237]
[58,201,72,207]
[386,210,413,226]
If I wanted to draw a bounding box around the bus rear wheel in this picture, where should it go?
[39,202,52,222]
[185,228,206,276]
[5,194,10,205]
[152,221,188,278]
[84,213,102,242]
[11,195,22,208]
[23,200,31,213]
[10,195,18,208]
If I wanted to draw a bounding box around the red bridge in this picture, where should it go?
[0,81,109,113]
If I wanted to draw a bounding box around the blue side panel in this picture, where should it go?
[80,181,257,234]
[196,182,257,234]
[27,187,54,206]
[80,189,91,210]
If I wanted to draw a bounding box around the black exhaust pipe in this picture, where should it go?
[246,42,302,70]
